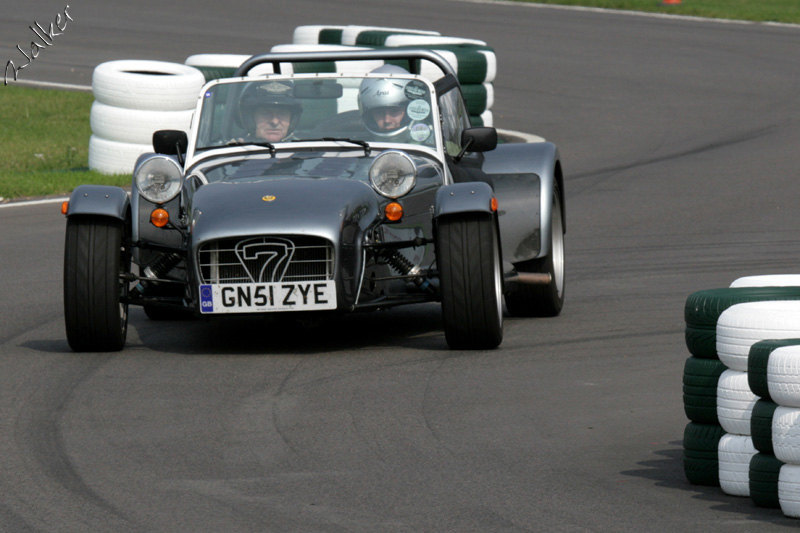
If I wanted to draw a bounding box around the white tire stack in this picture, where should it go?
[766,346,800,517]
[89,60,205,174]
[714,301,800,513]
[368,33,496,128]
[715,364,757,496]
[185,54,252,82]
[715,301,800,499]
[730,275,800,288]
[681,286,800,490]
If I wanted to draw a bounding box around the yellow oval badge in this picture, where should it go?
[262,195,276,202]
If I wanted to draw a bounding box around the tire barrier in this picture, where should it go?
[89,60,204,174]
[683,422,725,486]
[684,287,800,359]
[750,453,784,508]
[470,110,493,128]
[92,60,205,111]
[292,25,348,45]
[718,433,757,497]
[752,399,779,455]
[270,44,383,75]
[682,283,800,517]
[731,275,800,288]
[780,464,800,517]
[683,356,725,425]
[340,26,441,46]
[749,339,800,402]
[185,53,251,82]
[717,301,800,372]
[773,406,800,463]
[717,369,757,436]
[768,346,800,408]
[88,135,153,176]
[90,102,194,145]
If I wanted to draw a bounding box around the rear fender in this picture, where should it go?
[481,142,564,259]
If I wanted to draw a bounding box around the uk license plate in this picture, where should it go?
[199,281,336,314]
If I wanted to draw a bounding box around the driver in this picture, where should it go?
[237,80,303,142]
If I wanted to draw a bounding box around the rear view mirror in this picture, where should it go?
[455,127,498,161]
[461,127,498,152]
[153,130,189,163]
[293,80,344,99]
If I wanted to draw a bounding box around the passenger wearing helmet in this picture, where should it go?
[238,80,303,142]
[359,77,412,139]
[359,65,435,146]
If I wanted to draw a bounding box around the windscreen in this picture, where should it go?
[195,76,437,150]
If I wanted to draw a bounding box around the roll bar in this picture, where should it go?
[233,49,456,78]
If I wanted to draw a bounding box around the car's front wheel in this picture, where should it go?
[437,212,503,349]
[63,216,130,351]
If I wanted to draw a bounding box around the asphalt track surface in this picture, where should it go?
[3,1,800,531]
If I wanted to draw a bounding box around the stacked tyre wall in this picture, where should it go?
[88,60,205,175]
[682,276,800,517]
[185,25,496,127]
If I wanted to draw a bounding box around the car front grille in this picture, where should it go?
[198,236,334,284]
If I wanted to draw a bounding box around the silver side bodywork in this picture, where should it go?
[483,141,564,262]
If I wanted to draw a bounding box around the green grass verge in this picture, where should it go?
[512,0,800,24]
[0,86,128,201]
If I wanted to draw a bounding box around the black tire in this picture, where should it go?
[683,422,724,486]
[437,213,503,349]
[684,324,717,360]
[750,453,784,509]
[683,357,725,424]
[64,216,130,351]
[751,399,779,455]
[505,185,564,317]
[684,287,800,358]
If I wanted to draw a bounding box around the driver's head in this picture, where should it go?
[238,81,302,141]
[359,66,411,138]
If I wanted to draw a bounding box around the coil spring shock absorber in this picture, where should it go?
[133,252,182,294]
[382,250,435,293]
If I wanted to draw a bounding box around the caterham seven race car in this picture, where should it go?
[63,49,565,351]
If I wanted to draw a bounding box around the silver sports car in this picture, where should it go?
[63,49,565,351]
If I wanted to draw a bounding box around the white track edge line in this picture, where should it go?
[0,197,69,209]
[5,78,92,91]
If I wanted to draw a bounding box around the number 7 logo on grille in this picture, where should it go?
[234,237,295,283]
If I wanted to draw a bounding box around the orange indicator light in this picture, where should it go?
[61,201,69,215]
[151,208,169,228]
[491,197,498,212]
[385,202,403,222]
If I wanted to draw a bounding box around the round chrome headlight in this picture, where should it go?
[369,150,417,199]
[135,156,182,204]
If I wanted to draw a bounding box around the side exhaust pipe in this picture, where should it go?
[504,271,552,286]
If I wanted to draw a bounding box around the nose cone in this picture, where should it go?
[190,178,380,245]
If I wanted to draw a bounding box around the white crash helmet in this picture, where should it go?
[359,65,412,139]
